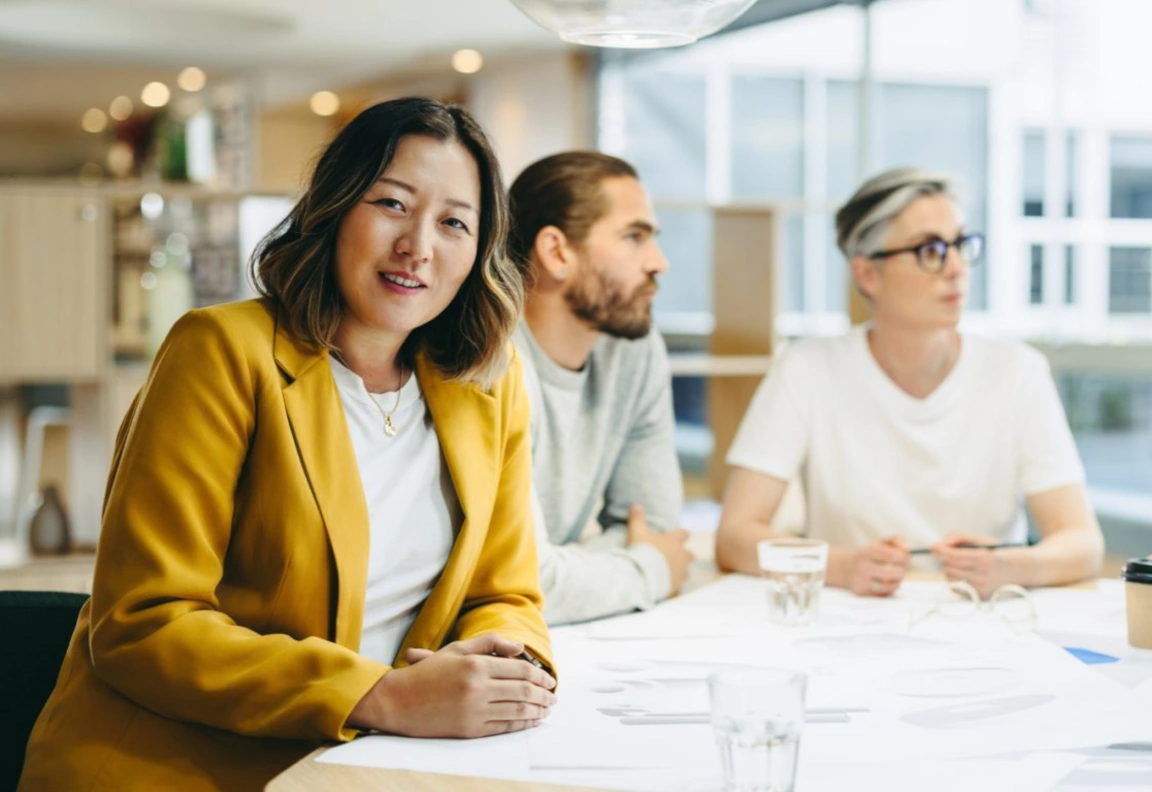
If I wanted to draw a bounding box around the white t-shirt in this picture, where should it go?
[726,327,1085,549]
[329,356,461,665]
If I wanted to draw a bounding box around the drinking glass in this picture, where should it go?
[708,668,807,792]
[757,538,828,626]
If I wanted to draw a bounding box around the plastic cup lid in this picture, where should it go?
[1123,557,1152,584]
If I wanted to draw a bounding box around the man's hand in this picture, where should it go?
[626,504,694,594]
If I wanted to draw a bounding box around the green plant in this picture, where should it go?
[1098,387,1134,432]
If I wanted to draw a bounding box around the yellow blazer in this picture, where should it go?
[19,299,552,792]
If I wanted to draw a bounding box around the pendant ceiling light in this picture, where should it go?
[509,0,760,49]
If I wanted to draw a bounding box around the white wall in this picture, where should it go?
[293,51,593,185]
[469,52,594,181]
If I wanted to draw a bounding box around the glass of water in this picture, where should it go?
[708,667,807,792]
[757,538,828,626]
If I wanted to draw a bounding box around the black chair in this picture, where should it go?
[0,590,88,792]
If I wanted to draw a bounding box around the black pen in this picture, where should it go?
[490,649,548,671]
[516,650,547,671]
[910,543,1027,555]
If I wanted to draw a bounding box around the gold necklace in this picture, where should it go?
[366,387,402,437]
[332,349,405,437]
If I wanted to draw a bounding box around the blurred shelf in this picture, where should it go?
[0,180,295,200]
[0,551,95,594]
[668,354,773,377]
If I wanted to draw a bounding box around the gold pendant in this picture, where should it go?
[384,415,397,437]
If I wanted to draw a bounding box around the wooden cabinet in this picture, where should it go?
[0,185,291,550]
[708,206,777,497]
[0,188,108,383]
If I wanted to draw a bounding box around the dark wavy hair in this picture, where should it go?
[252,97,521,386]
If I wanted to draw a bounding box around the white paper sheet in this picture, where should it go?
[1027,580,1128,635]
[527,633,1150,771]
[1136,676,1152,703]
[1052,745,1152,792]
[318,576,1146,790]
[567,574,915,640]
[317,729,690,791]
[798,753,1084,792]
[319,731,1086,792]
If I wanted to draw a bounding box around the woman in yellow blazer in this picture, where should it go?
[19,98,555,792]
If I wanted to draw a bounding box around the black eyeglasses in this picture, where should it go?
[869,232,985,273]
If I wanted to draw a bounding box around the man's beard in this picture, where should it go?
[564,268,656,340]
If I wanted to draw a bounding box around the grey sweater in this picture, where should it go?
[515,322,684,626]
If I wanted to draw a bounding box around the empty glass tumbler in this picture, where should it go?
[709,668,807,792]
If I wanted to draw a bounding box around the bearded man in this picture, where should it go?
[508,152,693,626]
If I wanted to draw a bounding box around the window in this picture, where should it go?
[620,67,709,321]
[1065,131,1079,217]
[1030,244,1045,305]
[826,81,860,206]
[1108,247,1152,314]
[594,0,1152,542]
[824,219,846,314]
[622,70,707,201]
[825,81,860,314]
[1110,136,1152,219]
[729,77,804,202]
[1065,245,1077,305]
[1023,130,1046,217]
[615,66,712,472]
[652,208,712,318]
[828,81,991,311]
[726,76,806,315]
[1059,373,1152,492]
[782,214,806,313]
[879,84,990,310]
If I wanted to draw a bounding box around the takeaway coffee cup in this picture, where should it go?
[1123,557,1152,649]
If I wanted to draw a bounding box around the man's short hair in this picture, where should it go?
[507,151,638,281]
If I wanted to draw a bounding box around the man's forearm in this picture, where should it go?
[538,536,670,625]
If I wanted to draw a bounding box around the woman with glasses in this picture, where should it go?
[716,168,1103,599]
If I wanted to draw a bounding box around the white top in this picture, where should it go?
[329,356,461,665]
[726,327,1085,549]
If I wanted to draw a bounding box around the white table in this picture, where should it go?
[272,568,1152,792]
